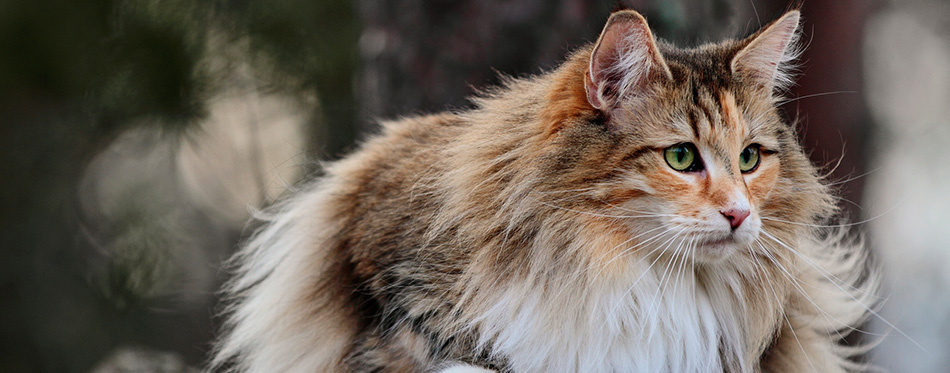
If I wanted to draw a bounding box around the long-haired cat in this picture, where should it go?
[212,9,876,372]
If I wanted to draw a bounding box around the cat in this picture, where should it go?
[212,9,877,372]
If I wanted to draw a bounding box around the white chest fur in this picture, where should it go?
[472,259,756,372]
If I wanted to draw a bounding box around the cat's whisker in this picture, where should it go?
[669,235,696,313]
[592,226,676,273]
[823,167,881,187]
[746,243,821,372]
[652,240,684,331]
[601,201,679,218]
[617,233,685,333]
[537,200,673,219]
[599,231,683,333]
[590,232,677,295]
[644,235,689,341]
[759,241,889,342]
[777,90,857,106]
[549,225,670,302]
[541,190,599,206]
[756,230,892,346]
[760,231,931,356]
[689,238,697,293]
[759,231,869,294]
[587,225,670,274]
[535,187,598,195]
[753,240,873,341]
[759,210,888,229]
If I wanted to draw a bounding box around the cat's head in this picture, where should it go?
[543,10,830,264]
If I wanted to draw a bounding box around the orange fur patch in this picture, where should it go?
[719,90,742,132]
[747,161,780,203]
[584,218,637,274]
[542,53,597,135]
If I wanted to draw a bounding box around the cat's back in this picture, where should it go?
[212,112,470,371]
[326,112,467,206]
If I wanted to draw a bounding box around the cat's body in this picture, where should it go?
[213,10,875,372]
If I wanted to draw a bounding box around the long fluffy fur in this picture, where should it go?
[212,10,877,373]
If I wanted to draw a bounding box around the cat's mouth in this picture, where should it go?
[697,232,755,255]
[698,233,753,253]
[691,235,743,262]
[700,234,736,253]
[701,236,735,248]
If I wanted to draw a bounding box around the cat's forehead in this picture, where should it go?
[659,41,742,90]
[651,42,775,141]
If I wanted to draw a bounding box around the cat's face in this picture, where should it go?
[573,10,804,264]
[613,86,782,263]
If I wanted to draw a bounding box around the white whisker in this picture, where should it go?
[599,231,682,332]
[754,240,881,340]
[777,90,857,105]
[538,200,675,219]
[746,242,820,372]
[760,230,930,356]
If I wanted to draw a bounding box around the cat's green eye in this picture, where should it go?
[664,143,702,172]
[739,145,760,173]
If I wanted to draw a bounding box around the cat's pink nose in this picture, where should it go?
[721,208,750,230]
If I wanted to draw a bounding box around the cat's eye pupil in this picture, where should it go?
[739,145,760,173]
[674,149,687,163]
[664,143,701,172]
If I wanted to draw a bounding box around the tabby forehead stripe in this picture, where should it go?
[686,109,701,139]
[719,90,742,132]
[694,87,719,132]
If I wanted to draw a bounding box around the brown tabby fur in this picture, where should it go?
[213,9,875,373]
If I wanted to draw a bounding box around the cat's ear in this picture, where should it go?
[732,10,802,91]
[586,11,672,111]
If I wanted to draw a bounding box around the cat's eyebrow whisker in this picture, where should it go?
[777,90,857,106]
[822,166,881,187]
[759,208,891,229]
[760,231,931,356]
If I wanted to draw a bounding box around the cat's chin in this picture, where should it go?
[693,235,751,263]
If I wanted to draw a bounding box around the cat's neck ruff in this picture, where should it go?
[473,251,772,372]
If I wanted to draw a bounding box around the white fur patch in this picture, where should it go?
[465,233,762,372]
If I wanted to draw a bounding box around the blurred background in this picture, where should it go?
[1,0,947,371]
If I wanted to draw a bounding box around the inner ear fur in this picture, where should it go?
[731,10,802,91]
[585,10,672,111]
